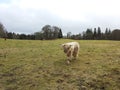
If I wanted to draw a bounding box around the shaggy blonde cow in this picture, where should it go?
[62,42,80,64]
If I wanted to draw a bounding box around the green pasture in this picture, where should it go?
[0,39,120,90]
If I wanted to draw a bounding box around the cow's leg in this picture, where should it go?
[73,47,78,60]
[66,50,72,64]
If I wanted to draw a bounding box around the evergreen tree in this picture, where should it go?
[105,28,112,40]
[108,28,111,40]
[58,29,63,38]
[105,28,109,39]
[93,28,97,39]
[97,27,102,40]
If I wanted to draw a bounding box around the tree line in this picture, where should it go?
[34,25,63,40]
[69,27,112,40]
[0,22,120,40]
[0,23,63,40]
[68,27,120,40]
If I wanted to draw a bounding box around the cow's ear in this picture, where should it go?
[61,44,64,47]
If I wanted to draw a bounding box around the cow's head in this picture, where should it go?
[62,44,72,53]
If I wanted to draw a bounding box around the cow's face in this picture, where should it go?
[62,44,71,53]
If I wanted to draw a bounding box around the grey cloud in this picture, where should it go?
[0,4,120,35]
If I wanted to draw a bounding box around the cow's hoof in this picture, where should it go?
[66,60,70,65]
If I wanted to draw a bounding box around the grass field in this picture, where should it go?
[0,39,120,90]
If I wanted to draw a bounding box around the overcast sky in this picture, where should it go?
[0,0,120,34]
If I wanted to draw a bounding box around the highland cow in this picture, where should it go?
[62,42,80,64]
